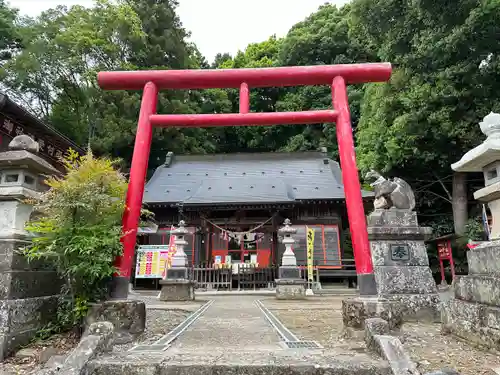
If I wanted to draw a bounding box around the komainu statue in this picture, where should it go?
[365,170,416,210]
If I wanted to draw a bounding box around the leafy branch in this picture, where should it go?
[22,149,129,333]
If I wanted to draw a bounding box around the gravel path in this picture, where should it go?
[1,331,79,375]
[401,322,500,375]
[265,298,370,355]
[263,296,500,375]
[112,308,193,352]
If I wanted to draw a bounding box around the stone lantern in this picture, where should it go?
[275,218,305,300]
[452,112,500,238]
[159,220,195,301]
[279,218,297,268]
[170,220,189,268]
[444,112,500,349]
[0,135,62,360]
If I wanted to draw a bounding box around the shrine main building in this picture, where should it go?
[139,149,374,276]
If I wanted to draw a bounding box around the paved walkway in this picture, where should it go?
[167,296,281,353]
[87,295,390,374]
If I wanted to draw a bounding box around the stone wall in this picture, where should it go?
[441,241,500,349]
[0,238,62,360]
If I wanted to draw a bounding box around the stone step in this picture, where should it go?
[442,298,500,350]
[86,350,391,375]
[444,298,500,330]
[454,274,500,306]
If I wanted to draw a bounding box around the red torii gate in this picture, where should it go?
[97,63,392,298]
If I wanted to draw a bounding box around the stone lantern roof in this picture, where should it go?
[451,112,500,172]
[0,135,61,200]
[0,135,61,175]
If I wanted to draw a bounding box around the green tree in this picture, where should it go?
[0,0,21,62]
[212,52,232,69]
[352,0,500,233]
[126,0,191,69]
[0,0,145,145]
[92,0,216,169]
[23,150,128,330]
[276,4,375,157]
[1,0,213,172]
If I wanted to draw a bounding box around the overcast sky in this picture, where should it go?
[10,0,349,62]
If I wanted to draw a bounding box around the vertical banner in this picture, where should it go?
[306,227,315,282]
[161,225,177,278]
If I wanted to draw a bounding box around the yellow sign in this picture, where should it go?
[306,227,314,282]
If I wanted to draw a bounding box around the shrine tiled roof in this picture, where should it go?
[143,151,374,206]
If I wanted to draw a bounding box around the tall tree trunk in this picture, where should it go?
[452,172,468,235]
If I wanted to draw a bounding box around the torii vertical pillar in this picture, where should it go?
[98,63,392,299]
[332,76,375,295]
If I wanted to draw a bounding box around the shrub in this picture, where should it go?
[23,150,127,332]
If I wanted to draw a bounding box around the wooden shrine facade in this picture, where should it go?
[137,151,373,277]
[140,203,353,271]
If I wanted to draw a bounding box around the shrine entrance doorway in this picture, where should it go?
[224,231,271,267]
[97,63,392,298]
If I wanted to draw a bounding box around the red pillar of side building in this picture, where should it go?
[111,81,158,299]
[331,76,376,295]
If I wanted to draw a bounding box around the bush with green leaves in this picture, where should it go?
[465,217,487,242]
[23,150,127,332]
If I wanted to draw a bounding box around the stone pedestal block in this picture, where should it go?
[275,279,306,300]
[342,297,402,330]
[374,266,437,295]
[442,298,500,348]
[466,240,500,276]
[0,296,59,360]
[442,242,500,349]
[165,267,189,280]
[342,209,439,329]
[159,279,195,301]
[278,266,301,279]
[0,237,61,360]
[85,300,146,344]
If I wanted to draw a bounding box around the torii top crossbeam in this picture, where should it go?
[97,63,391,90]
[97,63,392,299]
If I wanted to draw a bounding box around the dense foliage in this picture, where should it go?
[1,0,499,260]
[23,150,128,332]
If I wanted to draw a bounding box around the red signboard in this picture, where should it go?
[437,239,455,284]
[438,242,451,260]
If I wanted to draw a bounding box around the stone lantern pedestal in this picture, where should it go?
[444,112,500,349]
[368,209,439,319]
[0,136,62,360]
[343,172,439,330]
[159,220,195,301]
[275,219,306,300]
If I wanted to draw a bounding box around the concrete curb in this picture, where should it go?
[363,317,461,375]
[34,321,114,375]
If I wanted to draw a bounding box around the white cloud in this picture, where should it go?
[10,0,350,62]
